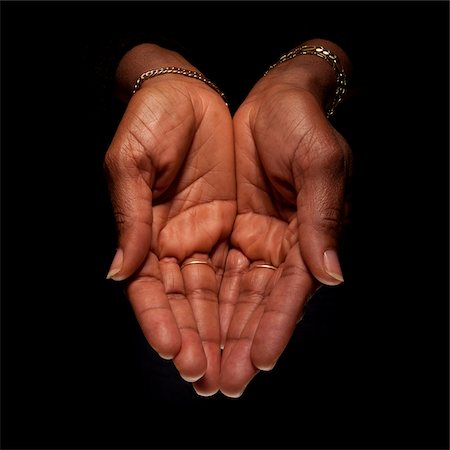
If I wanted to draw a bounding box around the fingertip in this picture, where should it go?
[297,200,347,282]
[106,248,124,280]
[297,228,345,286]
[155,342,181,362]
[107,273,129,282]
[253,361,276,372]
[180,373,204,383]
[314,270,344,286]
[192,344,221,396]
[105,268,120,280]
[322,249,344,285]
[193,383,220,397]
[252,347,278,371]
[173,338,208,385]
[148,325,182,363]
[158,351,176,361]
[219,374,257,398]
[317,276,343,286]
[219,345,259,399]
[112,222,153,281]
[220,388,245,399]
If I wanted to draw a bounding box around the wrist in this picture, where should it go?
[115,43,197,101]
[262,58,334,105]
[260,39,352,116]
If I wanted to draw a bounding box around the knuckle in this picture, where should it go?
[313,207,342,234]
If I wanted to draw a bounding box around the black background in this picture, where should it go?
[1,1,449,449]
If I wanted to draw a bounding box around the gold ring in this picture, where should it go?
[253,264,277,271]
[180,260,213,271]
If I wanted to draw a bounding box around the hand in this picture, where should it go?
[219,43,352,397]
[104,45,235,396]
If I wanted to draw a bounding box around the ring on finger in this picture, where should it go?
[252,263,278,271]
[180,259,214,271]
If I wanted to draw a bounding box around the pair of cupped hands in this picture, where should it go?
[104,41,352,398]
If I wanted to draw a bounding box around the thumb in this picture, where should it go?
[105,154,154,282]
[294,143,350,286]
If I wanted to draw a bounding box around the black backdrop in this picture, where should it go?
[2,1,449,449]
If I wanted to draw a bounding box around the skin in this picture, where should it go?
[105,40,353,398]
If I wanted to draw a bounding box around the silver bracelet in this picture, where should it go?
[264,45,347,118]
[132,66,228,106]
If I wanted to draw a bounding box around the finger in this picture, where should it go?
[219,264,274,397]
[159,257,207,383]
[224,264,274,342]
[294,128,351,286]
[126,252,181,360]
[181,254,221,396]
[219,305,263,398]
[104,140,154,282]
[191,346,220,397]
[251,247,317,371]
[218,249,250,349]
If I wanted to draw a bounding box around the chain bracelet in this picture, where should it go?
[132,66,228,106]
[264,45,347,118]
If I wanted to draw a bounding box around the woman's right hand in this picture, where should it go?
[104,44,236,396]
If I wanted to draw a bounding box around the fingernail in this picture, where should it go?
[180,373,203,383]
[106,248,123,280]
[158,352,173,361]
[222,389,244,399]
[323,249,344,284]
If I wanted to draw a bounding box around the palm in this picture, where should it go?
[106,81,235,396]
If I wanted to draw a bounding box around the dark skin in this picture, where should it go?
[105,40,352,397]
